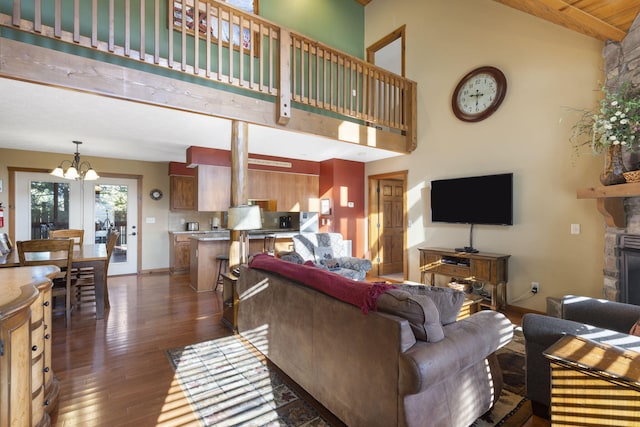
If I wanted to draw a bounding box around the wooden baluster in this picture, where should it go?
[238,14,244,86]
[228,9,233,84]
[54,0,61,37]
[34,0,42,33]
[91,0,98,47]
[140,0,145,60]
[217,8,223,81]
[193,0,199,74]
[205,2,211,78]
[125,0,130,56]
[154,0,160,63]
[73,0,80,42]
[12,0,20,27]
[259,23,264,92]
[180,0,186,70]
[108,0,114,52]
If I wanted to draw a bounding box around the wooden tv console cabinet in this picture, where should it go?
[418,248,510,310]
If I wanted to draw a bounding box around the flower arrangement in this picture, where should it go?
[572,83,640,155]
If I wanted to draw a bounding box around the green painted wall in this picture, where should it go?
[260,0,364,58]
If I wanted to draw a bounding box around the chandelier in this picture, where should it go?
[50,141,100,181]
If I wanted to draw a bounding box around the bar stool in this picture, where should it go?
[263,234,277,255]
[215,254,229,291]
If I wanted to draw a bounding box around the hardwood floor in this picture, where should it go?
[50,273,549,426]
[51,273,230,426]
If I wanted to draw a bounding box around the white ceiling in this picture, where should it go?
[0,77,403,164]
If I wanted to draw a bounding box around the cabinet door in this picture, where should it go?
[175,241,191,271]
[471,259,493,282]
[170,175,195,210]
[197,165,231,211]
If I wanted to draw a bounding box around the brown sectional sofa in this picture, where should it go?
[236,260,514,427]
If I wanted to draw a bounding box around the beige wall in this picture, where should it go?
[365,0,606,311]
[0,148,170,271]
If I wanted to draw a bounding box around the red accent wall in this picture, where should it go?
[319,159,365,258]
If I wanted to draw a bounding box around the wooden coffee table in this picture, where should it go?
[457,294,485,320]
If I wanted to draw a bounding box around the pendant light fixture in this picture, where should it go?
[50,141,100,181]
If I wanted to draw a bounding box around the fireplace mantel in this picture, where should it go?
[577,182,640,227]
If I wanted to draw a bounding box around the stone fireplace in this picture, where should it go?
[601,15,640,303]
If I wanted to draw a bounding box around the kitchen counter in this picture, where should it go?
[169,229,300,241]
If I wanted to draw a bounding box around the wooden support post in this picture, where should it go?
[277,29,292,125]
[229,120,249,267]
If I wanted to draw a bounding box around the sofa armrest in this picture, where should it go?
[399,310,512,395]
[336,256,372,273]
[562,295,640,333]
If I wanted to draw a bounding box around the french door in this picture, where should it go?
[14,172,138,275]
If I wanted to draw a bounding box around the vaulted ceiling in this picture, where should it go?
[493,0,640,42]
[358,1,640,42]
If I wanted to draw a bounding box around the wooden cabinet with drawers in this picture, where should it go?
[0,266,58,427]
[418,247,510,310]
[170,233,195,274]
[170,175,196,210]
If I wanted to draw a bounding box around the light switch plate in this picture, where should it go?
[570,223,581,235]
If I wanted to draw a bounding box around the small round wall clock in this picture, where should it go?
[452,66,507,122]
[149,189,163,201]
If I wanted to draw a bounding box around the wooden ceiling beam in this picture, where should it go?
[493,0,628,41]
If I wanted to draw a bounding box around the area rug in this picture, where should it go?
[472,327,531,427]
[167,328,529,427]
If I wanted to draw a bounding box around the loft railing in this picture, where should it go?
[0,0,417,144]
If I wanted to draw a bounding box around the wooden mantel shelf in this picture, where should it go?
[577,182,640,228]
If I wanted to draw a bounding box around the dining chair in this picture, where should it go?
[76,231,119,310]
[49,229,84,246]
[17,238,75,327]
[50,228,91,282]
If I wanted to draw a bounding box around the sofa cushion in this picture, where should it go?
[377,289,445,342]
[395,284,465,325]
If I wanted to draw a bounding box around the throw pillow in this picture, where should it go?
[314,246,335,262]
[395,284,465,325]
[377,289,444,342]
[630,319,640,336]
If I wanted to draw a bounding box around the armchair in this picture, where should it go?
[279,232,372,280]
[522,295,640,418]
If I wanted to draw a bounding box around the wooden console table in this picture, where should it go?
[418,248,510,310]
[544,335,640,425]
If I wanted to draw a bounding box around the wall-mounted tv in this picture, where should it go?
[430,173,513,226]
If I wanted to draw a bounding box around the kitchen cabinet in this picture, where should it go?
[248,169,318,212]
[190,238,228,292]
[170,175,195,210]
[196,165,231,211]
[170,233,194,274]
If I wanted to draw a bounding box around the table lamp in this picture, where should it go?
[228,204,262,265]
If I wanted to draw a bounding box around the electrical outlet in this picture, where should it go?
[531,282,539,294]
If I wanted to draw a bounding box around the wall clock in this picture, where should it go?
[150,189,163,201]
[452,66,507,122]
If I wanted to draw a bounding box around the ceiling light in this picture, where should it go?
[50,141,100,181]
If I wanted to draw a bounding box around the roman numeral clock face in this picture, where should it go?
[452,66,507,122]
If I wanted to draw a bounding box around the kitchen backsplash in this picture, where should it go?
[167,210,306,231]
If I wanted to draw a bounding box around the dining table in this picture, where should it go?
[0,244,109,320]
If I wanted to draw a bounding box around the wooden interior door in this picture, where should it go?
[379,179,404,275]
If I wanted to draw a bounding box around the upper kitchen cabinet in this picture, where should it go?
[197,165,231,211]
[170,175,196,210]
[248,170,318,212]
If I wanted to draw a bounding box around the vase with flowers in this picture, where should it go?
[572,83,640,185]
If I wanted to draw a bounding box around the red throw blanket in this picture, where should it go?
[248,253,395,314]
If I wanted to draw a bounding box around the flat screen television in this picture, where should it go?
[430,173,513,226]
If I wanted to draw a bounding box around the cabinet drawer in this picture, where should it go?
[30,292,44,324]
[32,353,44,394]
[31,323,45,358]
[437,264,470,277]
[31,382,45,427]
